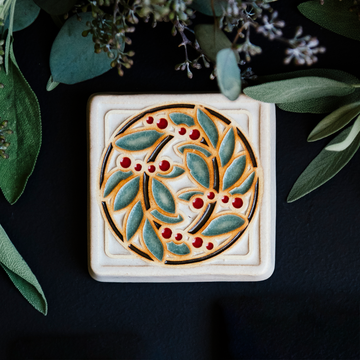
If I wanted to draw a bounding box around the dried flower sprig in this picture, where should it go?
[0,119,12,159]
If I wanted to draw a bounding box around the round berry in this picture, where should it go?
[207,192,215,200]
[148,165,156,173]
[192,198,204,209]
[232,197,243,209]
[206,242,214,250]
[175,233,183,241]
[192,237,203,248]
[134,164,142,171]
[120,157,131,168]
[159,160,170,172]
[146,116,154,124]
[162,228,172,239]
[157,118,168,129]
[222,195,229,203]
[179,127,186,135]
[189,129,200,140]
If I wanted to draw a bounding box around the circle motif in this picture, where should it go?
[99,103,261,266]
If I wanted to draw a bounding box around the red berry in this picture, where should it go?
[157,118,168,129]
[159,160,170,171]
[206,242,214,250]
[148,165,156,173]
[162,228,172,239]
[189,129,200,140]
[179,127,186,135]
[232,197,243,209]
[134,164,142,171]
[207,192,215,200]
[120,157,131,168]
[192,237,203,248]
[146,116,154,124]
[175,233,183,241]
[192,197,204,209]
[222,196,229,203]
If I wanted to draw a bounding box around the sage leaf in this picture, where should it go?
[50,13,117,85]
[190,0,228,16]
[326,115,360,152]
[216,48,241,101]
[244,77,355,103]
[298,0,360,42]
[46,75,60,92]
[195,24,239,63]
[34,0,77,15]
[287,126,360,202]
[308,101,360,142]
[0,49,41,204]
[0,224,48,315]
[4,0,40,32]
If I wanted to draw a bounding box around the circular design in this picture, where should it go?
[98,103,261,267]
[120,157,131,168]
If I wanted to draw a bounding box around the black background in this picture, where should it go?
[0,1,359,359]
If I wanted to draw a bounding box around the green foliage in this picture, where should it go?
[0,48,41,205]
[298,0,360,41]
[190,0,228,17]
[4,0,40,32]
[50,13,113,85]
[287,126,360,202]
[216,48,241,101]
[34,0,77,15]
[0,224,47,315]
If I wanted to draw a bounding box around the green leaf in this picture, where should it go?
[46,75,60,92]
[186,152,210,188]
[115,130,164,151]
[298,0,360,41]
[152,178,175,214]
[308,101,360,142]
[197,108,219,148]
[178,144,212,157]
[230,171,255,195]
[126,201,143,241]
[195,24,239,64]
[244,77,355,103]
[4,0,40,32]
[166,241,190,255]
[143,219,164,261]
[216,48,241,101]
[178,190,204,201]
[114,176,139,211]
[103,170,133,197]
[219,127,235,167]
[326,115,360,152]
[0,49,41,204]
[151,210,183,224]
[256,69,360,114]
[222,155,246,191]
[0,224,47,315]
[287,126,360,202]
[50,13,116,85]
[169,113,195,127]
[201,214,245,236]
[34,0,77,15]
[157,166,185,178]
[190,0,228,16]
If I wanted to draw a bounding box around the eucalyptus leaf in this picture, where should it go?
[326,115,360,152]
[34,0,77,15]
[298,0,360,41]
[244,77,355,103]
[4,0,40,32]
[0,224,48,315]
[195,24,239,64]
[216,48,241,101]
[46,75,60,92]
[308,101,360,142]
[0,48,41,204]
[287,126,360,202]
[50,13,117,85]
[190,0,228,16]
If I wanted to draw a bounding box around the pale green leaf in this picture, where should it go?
[46,75,60,91]
[287,126,360,202]
[4,0,40,32]
[143,220,164,261]
[216,48,241,101]
[326,115,360,152]
[308,101,360,142]
[244,77,355,103]
[0,48,41,204]
[298,0,360,41]
[0,224,47,315]
[201,214,245,236]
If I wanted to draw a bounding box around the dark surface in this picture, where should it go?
[0,1,359,359]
